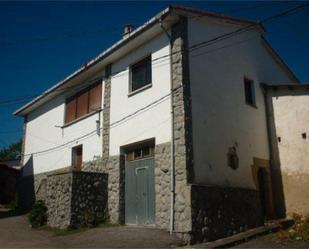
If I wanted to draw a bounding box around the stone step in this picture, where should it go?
[181,218,294,249]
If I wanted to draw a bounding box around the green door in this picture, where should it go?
[125,157,155,225]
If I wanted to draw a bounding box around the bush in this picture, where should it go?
[278,213,309,241]
[28,200,48,228]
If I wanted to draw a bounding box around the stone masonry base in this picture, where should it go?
[190,184,263,244]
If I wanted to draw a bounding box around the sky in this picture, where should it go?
[0,1,308,148]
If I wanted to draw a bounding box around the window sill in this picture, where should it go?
[128,83,152,97]
[62,109,102,128]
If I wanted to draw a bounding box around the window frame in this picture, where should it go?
[63,81,102,126]
[244,77,257,108]
[72,144,83,171]
[129,55,152,96]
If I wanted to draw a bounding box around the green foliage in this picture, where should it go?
[0,139,22,161]
[28,200,48,228]
[278,213,309,241]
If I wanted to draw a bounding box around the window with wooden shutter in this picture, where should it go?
[65,97,76,124]
[76,90,89,118]
[64,81,102,124]
[89,83,102,111]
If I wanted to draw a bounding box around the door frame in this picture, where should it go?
[121,138,155,225]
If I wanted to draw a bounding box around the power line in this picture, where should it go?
[22,85,181,157]
[0,3,307,108]
[224,1,293,14]
[5,4,308,155]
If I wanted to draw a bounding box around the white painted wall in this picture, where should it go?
[188,18,297,188]
[271,92,309,214]
[109,33,171,155]
[273,94,309,174]
[23,80,104,176]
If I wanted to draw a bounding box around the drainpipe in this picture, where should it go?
[159,18,175,235]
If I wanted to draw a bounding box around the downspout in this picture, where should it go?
[159,18,175,235]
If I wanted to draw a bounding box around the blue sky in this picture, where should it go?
[0,1,308,148]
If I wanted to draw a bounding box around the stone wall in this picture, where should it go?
[82,155,124,224]
[191,185,263,243]
[70,172,108,227]
[46,172,72,228]
[154,142,171,229]
[46,171,108,228]
[171,15,193,238]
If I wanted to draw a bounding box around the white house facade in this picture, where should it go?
[14,5,303,244]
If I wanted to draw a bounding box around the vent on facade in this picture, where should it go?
[302,133,307,139]
[278,137,281,142]
[123,24,134,39]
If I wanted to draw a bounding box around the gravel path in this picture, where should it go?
[0,214,182,248]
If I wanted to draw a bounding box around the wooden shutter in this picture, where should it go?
[89,83,102,111]
[65,97,76,124]
[76,90,89,118]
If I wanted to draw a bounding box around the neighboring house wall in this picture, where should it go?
[269,87,309,215]
[188,17,297,188]
[23,79,104,176]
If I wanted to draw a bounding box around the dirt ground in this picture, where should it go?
[232,232,309,248]
[0,213,182,248]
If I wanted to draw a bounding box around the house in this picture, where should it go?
[14,5,304,243]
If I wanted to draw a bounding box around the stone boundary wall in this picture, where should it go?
[190,184,263,243]
[46,172,73,228]
[47,171,108,228]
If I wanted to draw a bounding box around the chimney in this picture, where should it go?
[123,24,134,39]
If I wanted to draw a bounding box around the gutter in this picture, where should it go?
[159,17,175,235]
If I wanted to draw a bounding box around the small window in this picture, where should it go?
[72,145,83,171]
[126,144,154,161]
[130,56,152,93]
[244,78,256,107]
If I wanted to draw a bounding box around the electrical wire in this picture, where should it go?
[0,3,307,107]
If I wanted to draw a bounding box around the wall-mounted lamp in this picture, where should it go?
[96,120,100,136]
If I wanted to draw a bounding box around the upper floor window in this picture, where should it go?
[65,82,102,124]
[244,77,256,107]
[130,56,152,93]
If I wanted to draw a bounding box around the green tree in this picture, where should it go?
[0,139,22,161]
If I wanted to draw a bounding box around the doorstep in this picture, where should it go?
[182,218,294,249]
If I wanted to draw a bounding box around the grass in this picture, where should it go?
[39,222,120,236]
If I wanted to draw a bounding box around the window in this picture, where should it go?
[126,145,154,161]
[130,56,152,93]
[244,78,256,107]
[64,82,102,124]
[72,145,83,171]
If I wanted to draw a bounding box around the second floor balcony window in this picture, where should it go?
[65,81,102,124]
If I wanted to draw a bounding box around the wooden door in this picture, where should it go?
[72,145,83,171]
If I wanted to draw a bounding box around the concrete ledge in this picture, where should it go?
[183,219,294,249]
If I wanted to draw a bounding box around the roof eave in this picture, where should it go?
[14,6,172,116]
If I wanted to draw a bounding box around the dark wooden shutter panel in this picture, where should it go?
[76,90,89,118]
[65,97,76,124]
[89,83,102,111]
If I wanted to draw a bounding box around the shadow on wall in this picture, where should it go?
[17,155,35,212]
[263,86,287,219]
